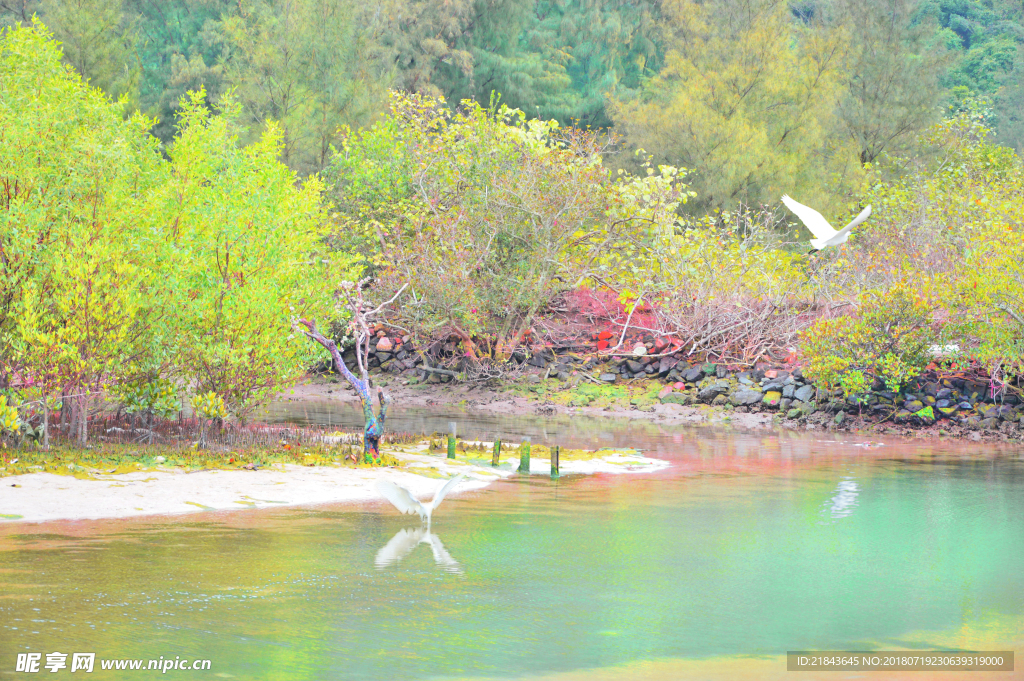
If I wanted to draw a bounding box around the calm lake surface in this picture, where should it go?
[2,404,1023,680]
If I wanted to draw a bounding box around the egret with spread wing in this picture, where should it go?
[376,473,466,530]
[781,195,871,251]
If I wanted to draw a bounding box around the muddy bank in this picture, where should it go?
[280,374,1023,443]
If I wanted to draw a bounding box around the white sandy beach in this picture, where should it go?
[0,447,668,523]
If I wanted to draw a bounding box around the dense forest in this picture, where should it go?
[3,0,1024,207]
[1,1,1023,443]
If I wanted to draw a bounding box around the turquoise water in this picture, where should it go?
[1,421,1023,680]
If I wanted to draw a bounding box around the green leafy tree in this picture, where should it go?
[155,90,362,417]
[126,0,233,145]
[525,0,663,127]
[363,0,475,98]
[336,93,685,361]
[1,22,166,444]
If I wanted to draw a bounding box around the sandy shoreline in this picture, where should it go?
[0,446,668,524]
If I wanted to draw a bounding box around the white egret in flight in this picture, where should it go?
[376,473,466,530]
[781,195,872,251]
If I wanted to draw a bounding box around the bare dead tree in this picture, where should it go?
[297,279,406,462]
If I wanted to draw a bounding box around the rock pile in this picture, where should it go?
[331,333,1022,433]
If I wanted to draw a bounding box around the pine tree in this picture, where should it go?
[832,0,950,164]
[215,0,388,173]
[610,0,856,211]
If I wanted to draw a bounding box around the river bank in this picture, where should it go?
[0,441,667,523]
[284,372,1023,443]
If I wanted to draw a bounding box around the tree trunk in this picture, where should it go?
[78,393,87,446]
[299,320,390,462]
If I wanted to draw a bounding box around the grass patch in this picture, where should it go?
[0,441,399,479]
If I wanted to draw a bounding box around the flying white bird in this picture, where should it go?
[374,527,461,573]
[781,195,872,251]
[376,473,466,530]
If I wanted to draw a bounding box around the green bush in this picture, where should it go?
[802,287,937,394]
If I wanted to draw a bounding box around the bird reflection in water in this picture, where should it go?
[374,527,462,573]
[826,478,860,519]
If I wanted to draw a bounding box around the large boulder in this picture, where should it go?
[683,366,704,383]
[904,399,924,412]
[626,359,645,374]
[729,389,763,406]
[698,382,730,403]
[527,348,555,367]
[793,385,815,403]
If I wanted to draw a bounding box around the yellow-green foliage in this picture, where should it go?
[335,92,686,359]
[0,25,360,425]
[646,210,807,301]
[0,396,20,435]
[610,0,861,212]
[0,441,395,478]
[111,378,180,419]
[802,286,936,393]
[193,391,229,420]
[851,106,1024,380]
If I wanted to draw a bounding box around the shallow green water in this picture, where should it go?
[2,422,1023,680]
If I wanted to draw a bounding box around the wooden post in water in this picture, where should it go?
[518,437,531,473]
[447,421,457,459]
[492,439,502,467]
[551,445,559,478]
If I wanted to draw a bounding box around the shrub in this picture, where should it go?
[801,286,937,393]
[334,93,685,360]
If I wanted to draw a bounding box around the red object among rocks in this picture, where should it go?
[376,337,393,352]
[597,340,609,350]
[597,330,613,340]
[673,382,686,390]
[653,338,668,351]
[765,370,778,379]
